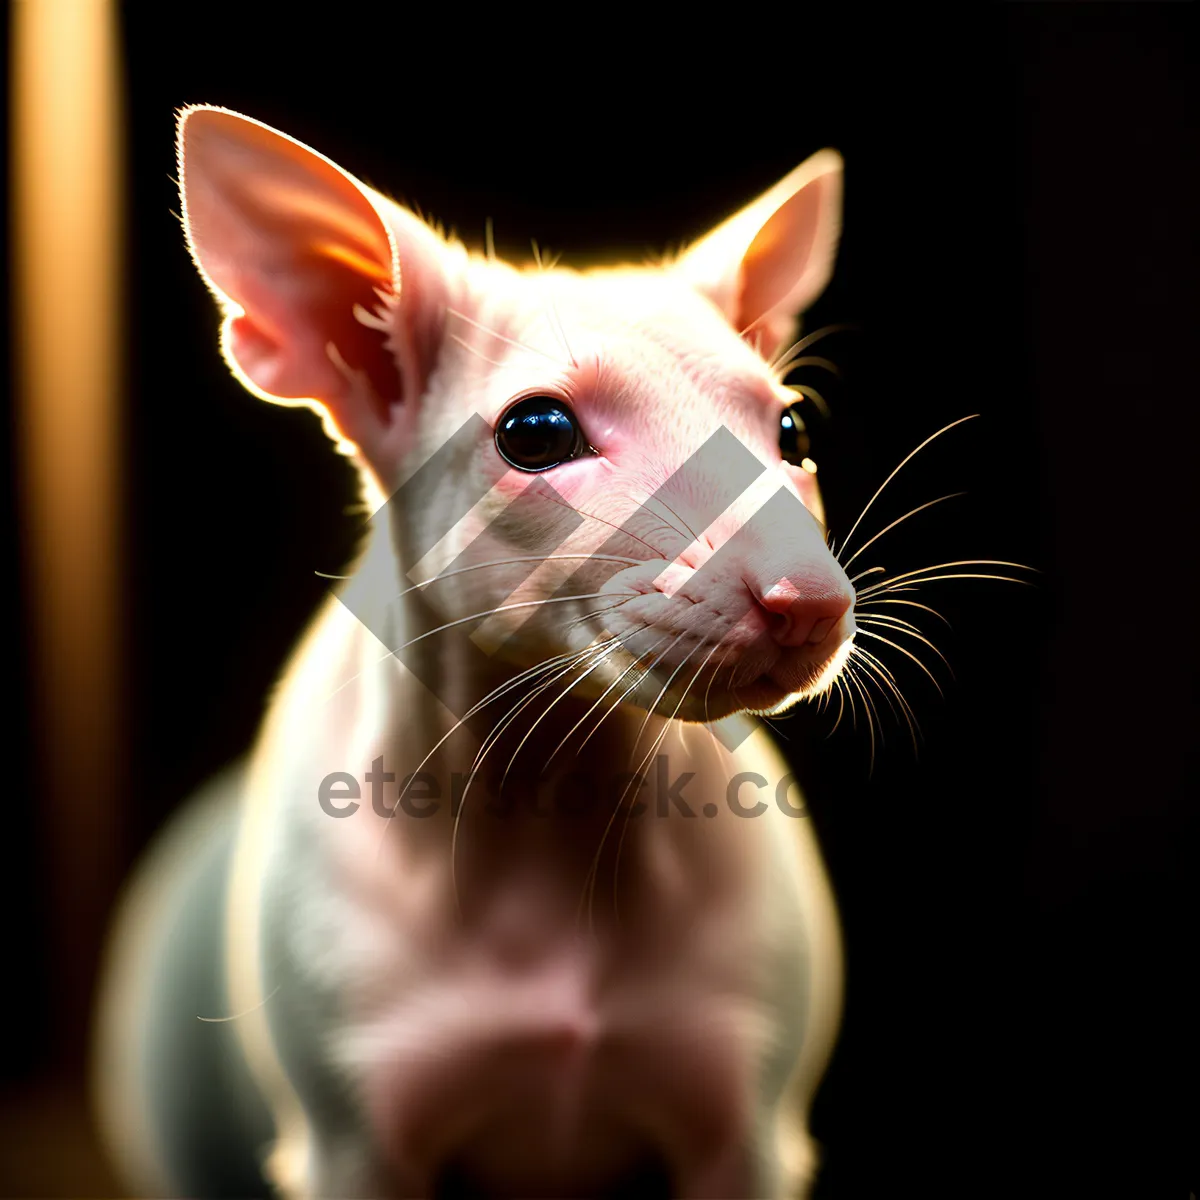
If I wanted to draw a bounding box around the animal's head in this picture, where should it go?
[179,106,856,721]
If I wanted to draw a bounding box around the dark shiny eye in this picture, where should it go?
[779,404,814,467]
[495,396,589,472]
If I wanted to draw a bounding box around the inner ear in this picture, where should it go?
[223,257,401,427]
[179,106,402,454]
[737,182,826,335]
[671,149,844,362]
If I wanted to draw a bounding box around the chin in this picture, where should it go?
[708,632,856,720]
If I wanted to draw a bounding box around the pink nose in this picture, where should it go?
[757,580,854,648]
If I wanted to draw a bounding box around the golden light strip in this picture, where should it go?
[11,0,125,1065]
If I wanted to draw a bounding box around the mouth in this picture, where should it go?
[568,607,857,723]
[734,631,856,716]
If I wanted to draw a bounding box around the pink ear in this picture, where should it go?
[673,149,843,361]
[178,106,446,468]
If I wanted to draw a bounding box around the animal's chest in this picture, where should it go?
[326,836,772,1194]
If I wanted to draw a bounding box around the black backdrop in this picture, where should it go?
[3,4,1196,1197]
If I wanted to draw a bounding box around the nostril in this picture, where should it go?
[758,581,853,649]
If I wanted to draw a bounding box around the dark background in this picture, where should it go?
[2,3,1195,1197]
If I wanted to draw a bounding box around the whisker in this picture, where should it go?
[844,664,877,776]
[444,306,561,364]
[575,633,685,757]
[702,645,734,727]
[467,650,599,780]
[533,491,666,559]
[859,611,920,632]
[323,591,620,704]
[855,615,955,677]
[835,415,981,566]
[856,661,887,758]
[391,591,619,653]
[859,645,922,743]
[840,492,967,571]
[372,644,600,866]
[499,638,625,793]
[856,597,952,627]
[853,645,921,757]
[768,322,857,377]
[848,565,886,587]
[447,332,517,370]
[780,355,841,377]
[826,677,847,738]
[627,640,710,769]
[611,640,723,923]
[546,631,675,770]
[644,494,700,543]
[856,565,1037,600]
[451,643,614,913]
[855,628,945,698]
[583,641,710,925]
[392,554,645,599]
[850,647,899,725]
[564,598,629,631]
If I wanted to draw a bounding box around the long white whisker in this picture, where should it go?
[583,640,712,925]
[844,670,859,731]
[332,553,645,594]
[853,645,921,757]
[702,645,734,727]
[848,565,886,587]
[372,644,601,865]
[856,597,952,627]
[856,565,1037,600]
[611,640,723,924]
[643,494,699,543]
[546,632,675,769]
[451,643,615,914]
[850,648,899,724]
[780,355,841,377]
[840,493,967,570]
[445,306,562,364]
[499,638,626,793]
[855,628,945,698]
[626,640,707,768]
[323,591,619,704]
[826,677,847,738]
[836,415,981,565]
[844,664,877,776]
[446,332,518,370]
[855,615,955,677]
[769,323,857,376]
[533,490,666,558]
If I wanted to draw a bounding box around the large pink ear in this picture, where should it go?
[673,149,843,361]
[178,106,449,473]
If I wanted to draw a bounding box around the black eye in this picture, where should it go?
[495,396,589,472]
[779,404,814,467]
